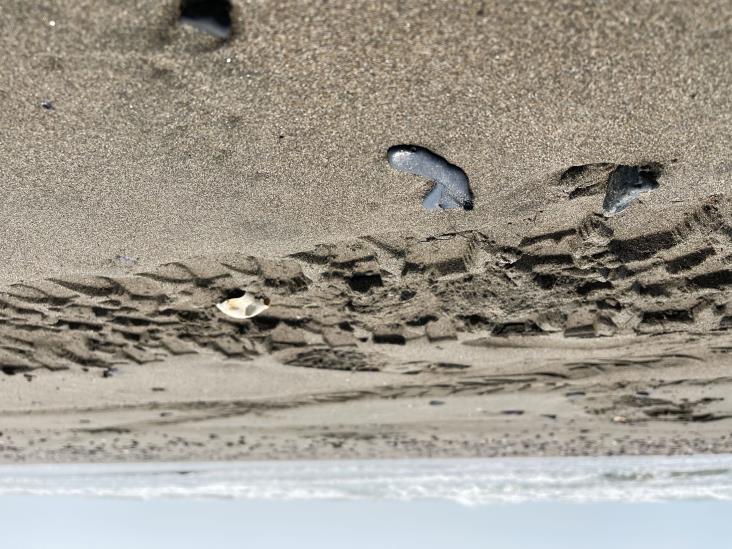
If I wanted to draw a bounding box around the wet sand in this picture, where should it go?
[0,0,730,462]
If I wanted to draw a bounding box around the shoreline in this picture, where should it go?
[4,454,732,504]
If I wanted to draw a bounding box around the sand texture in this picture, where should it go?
[0,0,730,462]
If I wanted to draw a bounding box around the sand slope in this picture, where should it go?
[0,0,730,282]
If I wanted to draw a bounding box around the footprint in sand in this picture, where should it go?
[387,145,474,211]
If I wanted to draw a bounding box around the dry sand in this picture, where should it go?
[0,0,730,463]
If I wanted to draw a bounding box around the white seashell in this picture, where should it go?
[216,293,270,319]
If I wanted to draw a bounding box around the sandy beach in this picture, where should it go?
[0,0,730,463]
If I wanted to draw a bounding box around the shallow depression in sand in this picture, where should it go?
[180,0,232,39]
[387,145,474,211]
[602,165,660,216]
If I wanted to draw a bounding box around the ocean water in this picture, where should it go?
[2,454,732,503]
[2,455,732,549]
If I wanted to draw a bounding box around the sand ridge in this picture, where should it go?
[0,196,731,462]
